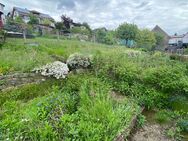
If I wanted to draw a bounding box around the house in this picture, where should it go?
[11,7,55,34]
[152,25,170,49]
[12,7,30,23]
[182,33,188,47]
[0,3,5,28]
[169,33,188,47]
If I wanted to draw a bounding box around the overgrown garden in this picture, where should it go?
[0,38,188,140]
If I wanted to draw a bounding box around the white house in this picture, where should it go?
[169,35,183,45]
[12,7,55,28]
[182,33,188,45]
[169,33,188,47]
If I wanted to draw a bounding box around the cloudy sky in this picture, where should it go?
[2,0,188,35]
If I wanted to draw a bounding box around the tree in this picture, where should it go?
[136,29,156,51]
[71,26,90,35]
[154,32,165,49]
[93,28,116,45]
[82,22,92,37]
[116,23,138,46]
[94,28,107,43]
[28,14,39,25]
[15,16,28,42]
[5,16,14,25]
[104,31,116,45]
[42,19,51,26]
[55,22,65,40]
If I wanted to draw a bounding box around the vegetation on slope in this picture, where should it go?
[0,38,188,140]
[0,74,140,140]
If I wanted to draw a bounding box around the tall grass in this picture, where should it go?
[0,74,140,141]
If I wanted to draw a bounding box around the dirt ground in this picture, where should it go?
[131,123,175,141]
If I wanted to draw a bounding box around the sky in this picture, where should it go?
[2,0,188,35]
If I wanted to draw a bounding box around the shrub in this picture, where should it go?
[142,66,187,95]
[67,53,92,70]
[137,114,146,128]
[33,61,69,79]
[153,51,162,58]
[129,83,168,109]
[0,30,6,49]
[166,127,183,141]
[178,119,188,132]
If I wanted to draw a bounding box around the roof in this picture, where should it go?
[170,33,188,39]
[152,25,169,37]
[170,35,184,38]
[13,7,30,15]
[39,13,53,20]
[30,10,40,14]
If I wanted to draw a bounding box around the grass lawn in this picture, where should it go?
[0,38,138,74]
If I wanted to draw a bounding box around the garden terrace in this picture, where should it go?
[0,38,188,140]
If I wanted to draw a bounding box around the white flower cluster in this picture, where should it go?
[67,53,92,70]
[33,61,69,79]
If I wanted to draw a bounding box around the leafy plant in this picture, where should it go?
[137,114,146,128]
[177,119,188,132]
[166,127,183,141]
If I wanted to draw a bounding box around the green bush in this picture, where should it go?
[142,66,188,95]
[129,83,168,109]
[178,119,188,132]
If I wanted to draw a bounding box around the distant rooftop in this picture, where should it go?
[170,33,188,38]
[152,25,169,37]
[14,7,30,15]
[38,13,53,20]
[171,35,184,38]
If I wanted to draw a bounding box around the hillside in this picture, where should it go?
[0,38,188,141]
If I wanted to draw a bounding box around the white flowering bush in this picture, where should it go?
[33,61,69,79]
[67,53,92,70]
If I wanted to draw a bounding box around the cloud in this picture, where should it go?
[57,0,75,9]
[136,2,150,9]
[2,0,188,35]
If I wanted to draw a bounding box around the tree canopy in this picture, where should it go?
[136,29,156,51]
[28,14,39,25]
[116,23,138,45]
[154,32,165,46]
[55,22,65,30]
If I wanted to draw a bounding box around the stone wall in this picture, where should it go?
[0,73,46,91]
